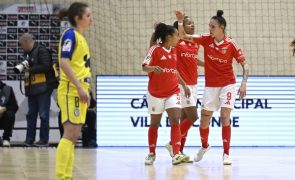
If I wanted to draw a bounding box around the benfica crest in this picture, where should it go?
[221,49,227,54]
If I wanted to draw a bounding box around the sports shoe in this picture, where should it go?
[34,141,49,147]
[223,154,232,165]
[24,140,34,147]
[165,142,174,157]
[194,145,211,162]
[180,152,191,163]
[3,140,10,147]
[172,153,187,165]
[145,152,155,165]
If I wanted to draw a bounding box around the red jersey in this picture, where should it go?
[193,34,245,87]
[143,45,180,98]
[175,39,199,85]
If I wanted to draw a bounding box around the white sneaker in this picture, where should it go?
[165,142,174,157]
[180,152,191,163]
[172,153,186,165]
[194,145,210,162]
[145,153,155,165]
[223,154,232,165]
[3,140,10,147]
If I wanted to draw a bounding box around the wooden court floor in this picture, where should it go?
[0,147,294,180]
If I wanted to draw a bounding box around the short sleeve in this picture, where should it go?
[60,29,76,59]
[231,39,245,63]
[143,45,158,66]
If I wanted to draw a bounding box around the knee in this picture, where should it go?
[187,112,198,123]
[200,110,212,125]
[64,133,79,144]
[169,116,180,125]
[220,113,230,126]
[201,110,211,118]
[39,112,49,120]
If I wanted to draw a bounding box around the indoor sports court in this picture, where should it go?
[0,0,295,180]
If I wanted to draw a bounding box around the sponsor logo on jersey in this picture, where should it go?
[162,68,176,74]
[208,54,228,63]
[181,52,198,59]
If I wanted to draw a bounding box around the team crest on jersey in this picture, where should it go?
[209,43,214,48]
[62,39,72,52]
[221,49,227,54]
[74,108,80,117]
[173,54,177,60]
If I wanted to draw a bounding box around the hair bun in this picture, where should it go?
[217,10,224,17]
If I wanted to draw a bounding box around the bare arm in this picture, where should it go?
[175,10,193,40]
[60,58,89,103]
[142,64,163,73]
[176,71,191,98]
[198,59,204,67]
[238,60,249,99]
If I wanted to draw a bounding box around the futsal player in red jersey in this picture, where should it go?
[142,22,191,165]
[175,10,249,165]
[157,17,205,161]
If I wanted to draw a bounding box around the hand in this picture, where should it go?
[183,85,191,98]
[0,106,7,114]
[238,82,247,99]
[23,66,30,72]
[77,86,89,104]
[174,10,185,22]
[153,66,163,73]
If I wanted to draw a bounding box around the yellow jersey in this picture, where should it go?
[58,28,91,84]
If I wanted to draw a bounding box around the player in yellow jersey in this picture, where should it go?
[55,2,92,179]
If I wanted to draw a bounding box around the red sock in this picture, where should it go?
[180,118,194,136]
[222,125,231,155]
[179,118,193,152]
[199,127,209,148]
[180,132,187,152]
[148,127,158,154]
[171,124,181,155]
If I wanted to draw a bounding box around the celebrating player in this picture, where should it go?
[162,16,204,160]
[175,10,249,165]
[142,22,190,165]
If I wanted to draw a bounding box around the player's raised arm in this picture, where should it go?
[175,10,192,40]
